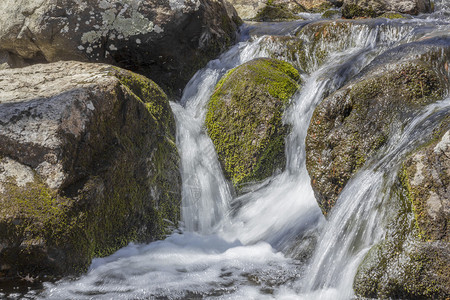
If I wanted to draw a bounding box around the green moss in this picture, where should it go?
[354,179,449,299]
[111,67,175,134]
[342,4,377,19]
[252,2,302,22]
[380,12,406,19]
[0,177,91,276]
[205,58,300,190]
[321,10,340,18]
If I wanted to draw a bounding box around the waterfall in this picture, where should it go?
[36,10,449,300]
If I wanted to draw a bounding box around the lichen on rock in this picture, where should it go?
[205,58,300,191]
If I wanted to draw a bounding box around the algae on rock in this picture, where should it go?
[205,58,300,192]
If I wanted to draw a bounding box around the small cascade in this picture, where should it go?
[36,7,450,300]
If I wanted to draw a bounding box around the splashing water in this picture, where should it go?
[36,11,450,300]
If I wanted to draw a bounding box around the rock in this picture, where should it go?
[0,61,181,279]
[227,0,267,19]
[252,1,304,22]
[341,0,432,18]
[228,0,332,20]
[401,119,450,242]
[305,37,450,216]
[205,58,300,191]
[0,0,241,97]
[353,118,450,299]
[321,9,341,18]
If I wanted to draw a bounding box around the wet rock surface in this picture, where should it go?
[0,61,181,279]
[305,37,450,216]
[354,119,450,299]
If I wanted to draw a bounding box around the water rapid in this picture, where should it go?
[34,6,450,300]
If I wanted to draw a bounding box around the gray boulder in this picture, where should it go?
[342,0,432,18]
[227,0,332,20]
[0,61,181,279]
[0,0,241,97]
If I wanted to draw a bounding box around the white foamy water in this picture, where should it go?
[38,12,450,300]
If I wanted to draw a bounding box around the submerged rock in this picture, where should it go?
[354,118,450,299]
[342,0,432,18]
[305,37,450,216]
[0,0,241,97]
[205,58,300,192]
[0,61,181,279]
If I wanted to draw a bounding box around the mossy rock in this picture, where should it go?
[305,39,449,216]
[353,120,450,298]
[252,1,302,21]
[342,3,377,18]
[322,9,340,18]
[205,58,300,191]
[0,61,181,280]
[379,12,406,19]
[400,117,450,242]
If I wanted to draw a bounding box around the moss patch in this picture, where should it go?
[342,3,378,19]
[354,176,450,298]
[206,58,300,190]
[380,12,406,19]
[252,1,302,22]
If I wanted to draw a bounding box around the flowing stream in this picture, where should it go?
[14,3,448,300]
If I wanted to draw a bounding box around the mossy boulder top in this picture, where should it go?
[353,117,450,299]
[0,61,181,279]
[206,58,300,191]
[305,37,450,216]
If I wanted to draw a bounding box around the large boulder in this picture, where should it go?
[205,58,300,192]
[0,0,241,97]
[353,118,450,299]
[0,61,181,279]
[305,38,450,216]
[342,0,432,18]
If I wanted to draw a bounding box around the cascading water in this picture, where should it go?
[26,4,449,300]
